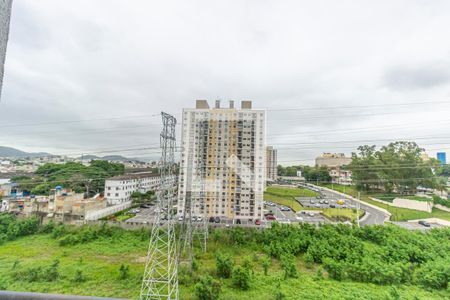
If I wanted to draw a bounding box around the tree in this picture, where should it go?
[12,161,125,196]
[302,166,331,183]
[232,266,251,290]
[349,145,380,191]
[350,142,440,194]
[194,275,221,300]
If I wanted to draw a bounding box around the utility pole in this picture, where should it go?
[140,112,179,300]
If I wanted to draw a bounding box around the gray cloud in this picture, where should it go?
[384,63,450,90]
[1,0,450,164]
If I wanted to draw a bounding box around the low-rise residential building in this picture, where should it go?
[5,189,107,223]
[329,168,352,185]
[104,172,162,205]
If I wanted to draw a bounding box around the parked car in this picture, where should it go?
[214,216,220,223]
[255,219,261,225]
[324,200,329,204]
[308,212,315,217]
[266,215,276,221]
[209,216,215,223]
[418,220,431,227]
[178,216,184,221]
[330,204,336,208]
[319,200,324,204]
[310,199,315,204]
[196,216,203,222]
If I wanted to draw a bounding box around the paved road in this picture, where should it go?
[392,221,443,230]
[308,185,389,226]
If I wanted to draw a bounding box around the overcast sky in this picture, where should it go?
[1,0,450,165]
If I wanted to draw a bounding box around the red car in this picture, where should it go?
[255,219,261,225]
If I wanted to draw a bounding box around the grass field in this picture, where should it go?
[0,227,448,300]
[264,186,318,212]
[319,183,450,221]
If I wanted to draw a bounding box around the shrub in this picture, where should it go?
[119,264,130,280]
[74,270,85,283]
[42,259,60,281]
[315,266,324,280]
[262,256,271,276]
[242,256,254,274]
[304,252,314,269]
[414,259,449,290]
[280,254,297,279]
[274,281,286,300]
[215,252,233,278]
[323,258,343,281]
[232,266,251,290]
[194,275,221,300]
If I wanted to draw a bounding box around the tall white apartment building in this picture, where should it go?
[178,100,266,222]
[266,146,278,182]
[104,172,161,205]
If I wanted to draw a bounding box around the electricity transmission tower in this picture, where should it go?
[140,112,178,300]
[180,119,208,266]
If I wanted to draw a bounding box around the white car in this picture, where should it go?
[196,216,203,222]
[178,216,184,221]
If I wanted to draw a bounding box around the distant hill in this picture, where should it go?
[80,154,143,162]
[0,146,52,158]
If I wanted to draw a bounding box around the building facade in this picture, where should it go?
[104,172,161,205]
[178,100,266,222]
[266,146,278,182]
[315,153,352,168]
[0,0,12,98]
[329,169,352,186]
[437,152,446,165]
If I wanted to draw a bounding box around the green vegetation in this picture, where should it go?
[101,207,136,222]
[1,214,449,299]
[350,142,441,194]
[264,186,318,212]
[320,183,450,221]
[277,165,331,182]
[11,161,125,196]
[131,191,156,206]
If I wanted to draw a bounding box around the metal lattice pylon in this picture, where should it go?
[180,119,209,266]
[140,112,178,300]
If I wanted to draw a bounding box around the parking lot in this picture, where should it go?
[126,207,157,224]
[264,201,328,224]
[297,197,357,210]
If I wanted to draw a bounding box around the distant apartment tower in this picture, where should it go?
[266,146,278,182]
[437,152,446,165]
[315,153,352,168]
[178,100,266,222]
[0,0,13,99]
